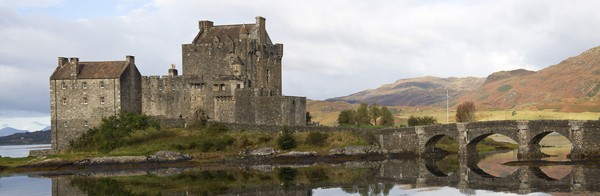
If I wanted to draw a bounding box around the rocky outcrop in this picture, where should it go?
[249,147,276,156]
[278,151,317,157]
[76,156,147,165]
[329,146,381,156]
[147,150,191,162]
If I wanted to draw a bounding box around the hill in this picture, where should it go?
[326,76,485,107]
[459,46,600,112]
[0,130,50,145]
[0,127,27,137]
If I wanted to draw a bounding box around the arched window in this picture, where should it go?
[266,69,271,83]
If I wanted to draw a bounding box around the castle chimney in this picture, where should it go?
[255,16,266,43]
[199,20,214,31]
[126,55,135,64]
[168,64,178,77]
[69,57,79,79]
[58,57,68,68]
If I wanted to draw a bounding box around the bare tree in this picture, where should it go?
[456,101,476,122]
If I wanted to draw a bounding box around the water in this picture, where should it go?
[0,144,50,158]
[0,147,597,195]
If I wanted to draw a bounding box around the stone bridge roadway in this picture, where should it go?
[373,120,600,159]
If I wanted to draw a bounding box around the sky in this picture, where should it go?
[1,0,600,130]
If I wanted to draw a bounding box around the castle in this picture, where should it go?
[49,17,307,152]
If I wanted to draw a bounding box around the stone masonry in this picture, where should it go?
[50,16,306,152]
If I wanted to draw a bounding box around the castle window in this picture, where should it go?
[100,97,105,104]
[83,97,88,104]
[61,98,67,105]
[84,121,89,127]
[236,84,241,89]
[220,84,226,91]
[266,69,271,83]
[82,82,87,89]
[201,83,205,90]
[99,81,105,88]
[212,84,219,92]
[61,82,67,89]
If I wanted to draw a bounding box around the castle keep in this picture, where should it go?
[50,17,306,151]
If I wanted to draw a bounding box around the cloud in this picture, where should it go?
[2,0,600,125]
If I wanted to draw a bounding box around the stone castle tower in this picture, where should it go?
[50,17,306,152]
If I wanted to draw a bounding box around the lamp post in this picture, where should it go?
[446,90,449,123]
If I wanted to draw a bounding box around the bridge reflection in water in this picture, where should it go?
[51,151,599,195]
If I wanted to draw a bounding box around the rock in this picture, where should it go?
[278,151,317,157]
[27,158,72,167]
[147,150,191,162]
[76,156,147,165]
[250,147,275,156]
[250,165,275,172]
[343,146,381,156]
[329,147,344,155]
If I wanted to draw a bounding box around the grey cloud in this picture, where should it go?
[3,0,600,117]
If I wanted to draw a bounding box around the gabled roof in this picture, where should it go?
[193,24,272,44]
[50,61,128,80]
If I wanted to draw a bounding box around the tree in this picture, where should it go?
[277,129,297,150]
[456,101,476,122]
[368,103,381,125]
[337,109,356,125]
[306,112,313,125]
[407,115,438,126]
[380,106,395,126]
[356,103,371,125]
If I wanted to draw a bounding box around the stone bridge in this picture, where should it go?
[374,120,600,159]
[378,157,594,194]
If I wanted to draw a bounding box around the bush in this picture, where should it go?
[70,112,160,152]
[497,84,512,92]
[407,115,438,126]
[456,101,476,122]
[305,132,328,146]
[206,123,228,135]
[277,130,297,150]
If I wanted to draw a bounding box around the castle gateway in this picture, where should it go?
[50,17,306,152]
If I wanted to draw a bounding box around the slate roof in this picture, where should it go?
[50,61,128,80]
[193,24,272,44]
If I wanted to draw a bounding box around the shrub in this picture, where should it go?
[277,130,297,150]
[206,123,228,135]
[305,132,328,146]
[456,101,476,122]
[407,115,438,126]
[497,84,512,92]
[70,112,160,152]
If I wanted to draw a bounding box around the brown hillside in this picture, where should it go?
[458,46,600,112]
[326,76,485,107]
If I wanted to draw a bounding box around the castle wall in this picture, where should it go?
[50,78,120,151]
[141,76,193,120]
[119,63,142,113]
[252,96,306,126]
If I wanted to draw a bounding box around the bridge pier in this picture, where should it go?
[568,121,585,160]
[517,121,534,160]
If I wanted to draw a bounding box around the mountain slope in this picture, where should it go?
[0,127,28,137]
[459,46,600,112]
[0,130,51,145]
[326,76,485,106]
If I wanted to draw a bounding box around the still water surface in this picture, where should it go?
[0,145,594,196]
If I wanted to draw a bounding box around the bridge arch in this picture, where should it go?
[424,134,458,154]
[530,166,572,181]
[529,131,572,159]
